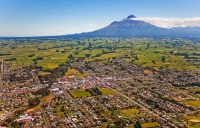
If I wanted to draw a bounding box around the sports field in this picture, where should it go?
[69,89,91,98]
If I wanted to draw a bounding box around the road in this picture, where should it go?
[39,103,51,128]
[110,87,178,128]
[64,91,94,124]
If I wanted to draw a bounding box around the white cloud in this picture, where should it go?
[87,24,97,27]
[130,17,200,28]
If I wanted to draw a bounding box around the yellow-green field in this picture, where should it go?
[40,93,54,103]
[114,108,143,118]
[191,94,200,99]
[141,122,160,128]
[53,105,65,119]
[69,89,91,98]
[98,88,116,95]
[65,68,79,76]
[180,100,200,107]
[182,116,200,128]
[65,68,86,77]
[1,38,200,71]
[38,72,51,76]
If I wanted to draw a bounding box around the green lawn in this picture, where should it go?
[69,89,91,98]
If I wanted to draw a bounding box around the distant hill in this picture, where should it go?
[169,27,200,37]
[62,15,200,38]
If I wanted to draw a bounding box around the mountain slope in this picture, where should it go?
[63,15,200,38]
[91,17,167,37]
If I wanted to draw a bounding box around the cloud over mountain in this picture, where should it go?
[130,17,200,28]
[59,15,200,38]
[87,24,97,27]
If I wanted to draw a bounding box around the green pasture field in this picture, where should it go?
[1,38,200,71]
[69,89,91,98]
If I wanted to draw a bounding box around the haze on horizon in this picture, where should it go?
[0,0,200,37]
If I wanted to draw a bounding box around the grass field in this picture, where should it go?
[98,88,116,95]
[101,110,112,117]
[1,38,200,71]
[180,100,200,107]
[65,68,80,76]
[144,70,152,74]
[188,124,200,128]
[182,115,200,121]
[141,122,159,128]
[69,89,91,98]
[40,93,54,103]
[182,116,200,128]
[53,105,65,119]
[38,72,51,76]
[65,68,86,77]
[114,108,143,118]
[26,105,40,113]
[191,94,200,99]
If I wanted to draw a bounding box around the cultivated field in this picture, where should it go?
[0,38,200,71]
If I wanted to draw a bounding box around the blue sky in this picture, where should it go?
[0,0,200,36]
